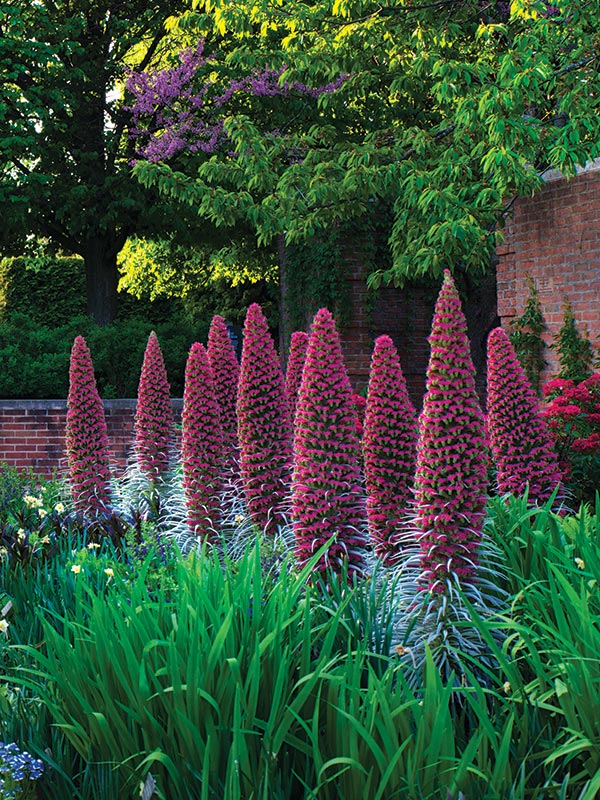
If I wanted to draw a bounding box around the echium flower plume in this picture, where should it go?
[66,336,111,515]
[415,271,488,592]
[237,303,293,534]
[207,315,240,471]
[363,335,418,565]
[487,326,562,503]
[134,331,173,482]
[285,330,309,425]
[292,308,367,576]
[182,342,224,541]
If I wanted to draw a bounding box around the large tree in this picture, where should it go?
[129,0,600,286]
[0,0,188,324]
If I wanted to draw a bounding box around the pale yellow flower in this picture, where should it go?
[234,514,245,524]
[17,529,25,542]
[87,543,101,550]
[503,681,511,694]
[575,557,585,570]
[54,502,65,514]
[0,620,9,636]
[71,564,81,575]
[23,495,38,508]
[38,508,47,519]
[41,535,50,545]
[104,568,114,583]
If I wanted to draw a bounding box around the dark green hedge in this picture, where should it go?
[0,314,208,398]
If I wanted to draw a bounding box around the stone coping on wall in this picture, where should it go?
[0,399,184,409]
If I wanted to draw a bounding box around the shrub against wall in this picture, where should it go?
[0,314,209,398]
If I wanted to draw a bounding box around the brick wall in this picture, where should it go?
[497,164,600,381]
[0,399,183,477]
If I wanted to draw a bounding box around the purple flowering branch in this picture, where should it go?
[126,40,347,163]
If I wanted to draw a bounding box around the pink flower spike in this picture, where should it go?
[415,271,488,590]
[363,335,418,565]
[237,303,293,534]
[207,315,240,471]
[134,331,173,482]
[292,308,367,577]
[285,330,309,426]
[66,336,112,516]
[182,342,224,541]
[487,326,563,504]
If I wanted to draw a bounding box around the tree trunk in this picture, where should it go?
[83,235,120,326]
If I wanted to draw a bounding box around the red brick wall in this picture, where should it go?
[497,165,600,381]
[334,243,437,405]
[0,400,183,477]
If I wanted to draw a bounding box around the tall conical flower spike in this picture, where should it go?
[363,335,418,565]
[66,336,111,516]
[292,308,367,576]
[207,315,240,469]
[237,303,293,534]
[182,342,224,541]
[134,331,173,482]
[486,326,562,503]
[415,271,488,592]
[285,330,309,426]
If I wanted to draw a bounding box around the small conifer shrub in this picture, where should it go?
[66,336,111,515]
[237,303,293,534]
[552,298,594,384]
[292,308,366,575]
[363,335,417,565]
[415,271,488,591]
[182,342,224,540]
[487,326,563,504]
[285,330,309,425]
[134,331,173,482]
[207,315,240,467]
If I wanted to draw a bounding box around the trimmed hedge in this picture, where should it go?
[0,314,208,398]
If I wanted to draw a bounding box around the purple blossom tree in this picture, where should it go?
[182,342,224,541]
[207,315,240,470]
[126,41,346,163]
[237,303,293,534]
[486,326,563,503]
[415,271,488,592]
[363,335,418,565]
[66,336,112,516]
[285,330,309,426]
[134,331,173,482]
[292,308,367,576]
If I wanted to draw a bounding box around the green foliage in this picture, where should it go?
[0,256,86,327]
[0,314,209,398]
[117,235,279,328]
[284,231,349,334]
[133,0,600,286]
[509,275,546,394]
[552,298,595,383]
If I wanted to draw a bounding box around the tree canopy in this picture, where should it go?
[130,0,600,285]
[0,0,188,323]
